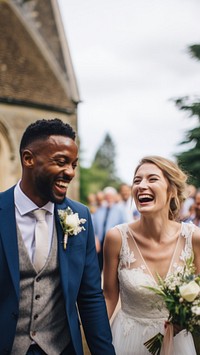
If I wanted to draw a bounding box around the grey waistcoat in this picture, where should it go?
[11,224,70,355]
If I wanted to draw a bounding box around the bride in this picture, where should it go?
[103,156,200,355]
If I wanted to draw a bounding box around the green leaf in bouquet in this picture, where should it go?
[143,285,166,297]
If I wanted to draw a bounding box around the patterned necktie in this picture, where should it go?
[33,209,49,272]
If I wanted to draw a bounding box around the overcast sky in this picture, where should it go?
[58,0,200,185]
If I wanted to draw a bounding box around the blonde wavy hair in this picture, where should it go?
[133,156,188,221]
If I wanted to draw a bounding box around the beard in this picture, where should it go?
[34,175,66,204]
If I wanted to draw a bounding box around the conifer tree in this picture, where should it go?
[80,133,121,203]
[175,45,200,186]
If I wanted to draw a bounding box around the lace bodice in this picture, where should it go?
[116,222,195,325]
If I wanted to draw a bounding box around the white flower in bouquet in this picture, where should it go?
[192,306,200,316]
[179,280,200,302]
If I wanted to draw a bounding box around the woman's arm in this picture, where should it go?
[191,228,200,354]
[103,227,122,319]
[192,226,200,274]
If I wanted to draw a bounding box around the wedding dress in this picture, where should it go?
[111,222,197,355]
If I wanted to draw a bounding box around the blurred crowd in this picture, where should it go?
[180,184,200,226]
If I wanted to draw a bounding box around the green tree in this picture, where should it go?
[93,133,116,174]
[79,165,110,204]
[175,44,200,186]
[79,133,122,204]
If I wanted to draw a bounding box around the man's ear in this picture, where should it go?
[22,149,35,168]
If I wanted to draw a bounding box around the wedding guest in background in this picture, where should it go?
[103,156,200,354]
[0,118,115,355]
[180,183,196,221]
[87,192,97,214]
[96,190,106,207]
[185,189,200,226]
[118,183,140,222]
[86,193,102,253]
[115,191,122,203]
[93,186,126,272]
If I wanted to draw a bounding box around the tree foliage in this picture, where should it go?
[174,45,200,186]
[79,133,122,204]
[92,133,117,177]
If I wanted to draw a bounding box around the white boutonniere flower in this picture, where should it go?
[58,207,86,249]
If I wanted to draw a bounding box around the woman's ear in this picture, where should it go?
[168,184,176,199]
[22,149,35,168]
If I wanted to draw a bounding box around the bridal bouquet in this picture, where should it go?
[144,257,200,354]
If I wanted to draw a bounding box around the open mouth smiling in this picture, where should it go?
[55,181,68,189]
[54,180,69,194]
[138,194,154,203]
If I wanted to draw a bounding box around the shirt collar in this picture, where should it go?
[14,181,54,216]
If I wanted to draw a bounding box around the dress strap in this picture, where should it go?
[180,222,195,262]
[180,221,195,245]
[116,224,136,269]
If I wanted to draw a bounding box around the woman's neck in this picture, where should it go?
[136,215,177,242]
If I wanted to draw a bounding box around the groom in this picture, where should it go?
[0,118,115,355]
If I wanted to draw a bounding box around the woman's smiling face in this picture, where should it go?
[132,163,171,216]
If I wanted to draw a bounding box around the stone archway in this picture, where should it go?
[0,122,17,191]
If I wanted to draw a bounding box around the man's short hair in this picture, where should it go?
[19,118,76,158]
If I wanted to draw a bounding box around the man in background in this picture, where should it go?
[185,189,200,226]
[93,186,126,272]
[118,183,140,222]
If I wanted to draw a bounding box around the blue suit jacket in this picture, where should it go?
[0,186,115,355]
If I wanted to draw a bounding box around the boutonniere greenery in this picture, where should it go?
[58,207,86,249]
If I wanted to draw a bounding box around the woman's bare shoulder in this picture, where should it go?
[192,225,200,273]
[104,226,122,250]
[192,225,200,248]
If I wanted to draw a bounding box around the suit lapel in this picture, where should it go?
[0,188,20,300]
[54,204,69,299]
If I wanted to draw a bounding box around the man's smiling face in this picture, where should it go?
[24,135,78,206]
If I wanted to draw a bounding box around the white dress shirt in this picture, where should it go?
[14,181,54,263]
